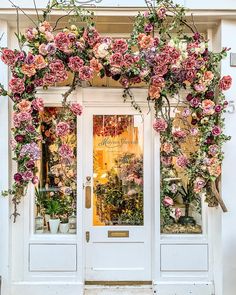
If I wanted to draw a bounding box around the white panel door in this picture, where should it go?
[84,107,152,282]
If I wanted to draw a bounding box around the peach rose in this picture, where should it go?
[138,33,154,49]
[34,55,47,69]
[18,99,31,112]
[149,85,161,99]
[201,99,215,115]
[21,63,36,77]
[162,142,173,154]
[204,71,214,82]
[208,158,221,177]
[90,57,102,72]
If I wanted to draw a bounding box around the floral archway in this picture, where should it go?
[0,0,232,222]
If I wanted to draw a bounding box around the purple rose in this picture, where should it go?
[22,170,34,181]
[205,91,214,99]
[144,23,154,33]
[26,160,35,169]
[212,126,221,136]
[190,97,200,108]
[32,176,39,185]
[15,134,25,142]
[215,105,223,113]
[193,32,201,41]
[14,173,23,183]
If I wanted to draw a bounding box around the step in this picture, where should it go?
[84,285,153,295]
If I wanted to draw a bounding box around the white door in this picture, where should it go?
[84,106,152,282]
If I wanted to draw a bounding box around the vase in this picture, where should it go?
[49,219,60,234]
[59,223,69,234]
[35,214,44,234]
[68,214,77,234]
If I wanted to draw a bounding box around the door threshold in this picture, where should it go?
[85,281,152,286]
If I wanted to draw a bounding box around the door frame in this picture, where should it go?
[80,87,158,284]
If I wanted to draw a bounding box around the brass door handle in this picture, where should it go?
[86,231,90,243]
[85,176,92,209]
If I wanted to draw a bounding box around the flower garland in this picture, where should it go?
[0,0,232,221]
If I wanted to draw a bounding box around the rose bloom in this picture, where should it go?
[190,97,200,108]
[144,23,154,33]
[212,126,221,136]
[90,58,102,72]
[163,196,174,207]
[59,144,74,159]
[83,27,100,46]
[153,118,168,132]
[38,44,48,56]
[1,49,16,65]
[18,111,32,122]
[54,32,70,52]
[208,144,219,156]
[49,59,65,73]
[32,98,44,112]
[219,75,232,91]
[68,56,84,72]
[94,43,110,59]
[138,33,154,49]
[176,155,189,168]
[123,53,135,67]
[45,43,56,55]
[190,127,199,136]
[18,99,31,112]
[215,105,223,113]
[56,122,70,136]
[22,170,34,181]
[149,85,162,99]
[25,27,38,41]
[110,52,124,67]
[172,128,187,139]
[201,99,215,115]
[32,176,39,185]
[208,158,221,177]
[45,31,54,42]
[79,66,94,81]
[162,142,173,154]
[9,78,25,94]
[21,63,36,77]
[161,156,172,166]
[70,102,83,116]
[14,173,23,183]
[112,39,128,54]
[39,21,53,32]
[175,208,182,219]
[43,73,56,86]
[157,7,167,19]
[182,108,191,118]
[34,55,47,69]
[151,75,165,87]
[194,177,206,193]
[194,83,207,92]
[204,71,214,82]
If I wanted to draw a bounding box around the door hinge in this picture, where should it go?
[86,231,90,243]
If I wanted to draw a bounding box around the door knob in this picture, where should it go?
[86,231,90,243]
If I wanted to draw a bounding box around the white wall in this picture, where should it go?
[220,20,236,295]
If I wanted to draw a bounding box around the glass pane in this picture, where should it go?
[160,106,202,234]
[34,107,77,234]
[93,115,144,226]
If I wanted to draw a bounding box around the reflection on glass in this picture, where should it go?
[35,107,77,234]
[93,115,144,226]
[160,107,202,234]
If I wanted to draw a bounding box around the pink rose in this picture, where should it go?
[1,49,16,65]
[112,39,128,53]
[38,44,48,56]
[212,126,221,136]
[123,54,135,67]
[70,102,83,116]
[49,59,65,73]
[9,78,25,94]
[163,196,174,207]
[83,27,100,46]
[54,32,70,52]
[32,176,39,185]
[151,75,165,87]
[153,118,168,132]
[190,97,200,108]
[68,56,84,72]
[194,83,207,92]
[34,55,47,69]
[208,144,219,156]
[162,142,173,154]
[18,99,31,112]
[175,208,182,219]
[176,155,189,168]
[161,156,172,166]
[219,75,232,91]
[194,177,206,193]
[201,99,215,115]
[22,170,34,181]
[32,98,44,112]
[79,66,93,81]
[59,144,74,159]
[43,73,56,86]
[157,7,166,19]
[172,129,187,139]
[56,122,70,136]
[110,52,124,67]
[18,111,32,122]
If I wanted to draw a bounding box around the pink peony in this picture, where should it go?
[56,122,70,136]
[219,75,232,91]
[49,59,65,73]
[9,78,25,94]
[79,66,93,81]
[70,102,83,116]
[32,98,44,112]
[18,111,32,122]
[172,129,187,139]
[59,144,74,159]
[1,49,16,65]
[153,118,168,132]
[163,196,174,207]
[83,27,100,46]
[68,56,84,72]
[110,52,124,67]
[43,73,56,85]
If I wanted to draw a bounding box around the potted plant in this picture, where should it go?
[45,199,61,234]
[59,216,69,234]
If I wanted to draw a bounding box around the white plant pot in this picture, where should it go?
[59,223,69,234]
[49,219,60,234]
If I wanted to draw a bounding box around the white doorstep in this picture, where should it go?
[84,286,153,295]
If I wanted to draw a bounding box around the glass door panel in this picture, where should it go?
[93,115,144,226]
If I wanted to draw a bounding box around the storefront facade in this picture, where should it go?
[0,2,236,295]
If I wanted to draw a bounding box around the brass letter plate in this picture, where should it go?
[85,186,91,208]
[108,230,129,238]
